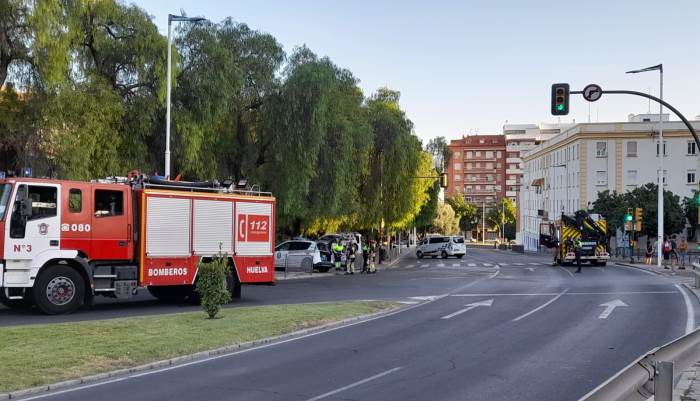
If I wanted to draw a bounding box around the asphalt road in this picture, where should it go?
[11,248,699,401]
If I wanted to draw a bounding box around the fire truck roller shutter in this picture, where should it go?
[146,197,191,257]
[193,199,233,255]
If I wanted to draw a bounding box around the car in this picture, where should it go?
[416,235,466,259]
[274,240,323,272]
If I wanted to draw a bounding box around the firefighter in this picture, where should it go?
[574,237,583,273]
[333,241,345,270]
[361,242,370,274]
[346,241,357,275]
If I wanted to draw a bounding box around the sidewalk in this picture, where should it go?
[612,259,700,400]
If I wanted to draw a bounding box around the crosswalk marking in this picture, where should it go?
[483,263,492,267]
[468,263,476,267]
[452,263,460,267]
[528,263,540,266]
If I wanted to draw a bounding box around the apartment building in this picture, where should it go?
[518,115,700,251]
[446,134,506,205]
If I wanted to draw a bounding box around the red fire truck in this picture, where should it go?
[0,174,276,314]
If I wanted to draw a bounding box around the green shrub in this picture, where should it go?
[196,253,232,318]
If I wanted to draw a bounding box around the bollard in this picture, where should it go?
[654,361,673,401]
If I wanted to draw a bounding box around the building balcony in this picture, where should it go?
[506,157,522,164]
[506,168,521,174]
[506,179,518,185]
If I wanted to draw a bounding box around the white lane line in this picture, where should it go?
[405,264,415,269]
[483,263,493,267]
[514,263,525,266]
[468,263,476,267]
[558,265,575,278]
[528,263,540,266]
[675,284,696,334]
[499,262,508,266]
[512,289,569,322]
[451,291,676,297]
[397,301,420,304]
[304,367,403,401]
[437,263,446,267]
[452,263,460,267]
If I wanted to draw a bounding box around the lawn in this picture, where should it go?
[0,301,397,393]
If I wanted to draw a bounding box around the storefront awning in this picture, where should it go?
[531,178,544,187]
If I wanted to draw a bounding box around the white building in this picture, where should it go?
[519,115,700,251]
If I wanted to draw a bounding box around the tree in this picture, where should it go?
[0,0,31,87]
[486,198,516,239]
[433,203,459,235]
[426,136,451,172]
[446,196,477,232]
[593,184,685,237]
[682,190,698,240]
[414,180,440,231]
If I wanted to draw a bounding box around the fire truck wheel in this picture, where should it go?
[33,265,85,315]
[231,273,242,299]
[0,290,33,310]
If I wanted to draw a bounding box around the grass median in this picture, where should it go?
[0,301,397,393]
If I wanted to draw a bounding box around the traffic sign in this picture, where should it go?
[583,84,602,102]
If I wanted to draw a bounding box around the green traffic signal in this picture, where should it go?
[556,104,565,111]
[624,214,633,222]
[695,194,700,206]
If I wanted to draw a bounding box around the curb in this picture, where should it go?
[614,262,667,277]
[275,272,334,281]
[0,303,401,400]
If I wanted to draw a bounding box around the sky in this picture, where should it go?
[134,0,700,143]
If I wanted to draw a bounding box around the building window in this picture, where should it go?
[455,174,462,182]
[626,141,637,157]
[688,170,696,184]
[486,162,494,169]
[496,163,501,168]
[465,197,472,202]
[688,141,697,155]
[596,171,607,186]
[454,162,461,171]
[497,151,502,158]
[475,151,481,157]
[485,151,493,158]
[656,141,667,156]
[454,151,461,158]
[475,162,481,169]
[479,139,485,144]
[596,142,607,158]
[466,152,472,159]
[627,170,637,186]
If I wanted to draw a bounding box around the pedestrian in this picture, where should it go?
[574,237,582,273]
[662,235,672,269]
[671,235,678,267]
[678,236,688,269]
[361,242,370,274]
[645,239,653,265]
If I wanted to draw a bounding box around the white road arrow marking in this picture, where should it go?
[598,299,628,319]
[441,299,494,319]
[525,267,536,272]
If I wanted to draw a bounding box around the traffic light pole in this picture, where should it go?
[572,88,700,266]
[570,89,700,149]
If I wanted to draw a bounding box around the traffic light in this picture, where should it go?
[551,83,570,115]
[439,172,448,188]
[634,207,643,221]
[624,208,633,222]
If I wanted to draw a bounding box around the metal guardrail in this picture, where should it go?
[579,321,700,401]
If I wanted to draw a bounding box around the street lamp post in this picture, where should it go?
[626,64,663,267]
[165,14,206,179]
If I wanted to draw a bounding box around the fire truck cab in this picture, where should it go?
[0,176,276,314]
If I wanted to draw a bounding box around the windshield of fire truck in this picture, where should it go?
[0,184,11,220]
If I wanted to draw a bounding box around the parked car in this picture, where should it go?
[274,240,323,271]
[314,240,335,272]
[416,235,466,259]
